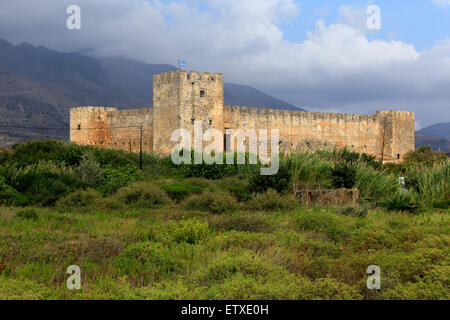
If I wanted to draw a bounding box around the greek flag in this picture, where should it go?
[178,60,186,69]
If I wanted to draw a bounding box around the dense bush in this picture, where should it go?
[0,141,145,205]
[76,152,102,188]
[182,190,239,214]
[409,159,449,206]
[115,182,171,208]
[404,146,447,165]
[7,140,84,167]
[3,161,81,206]
[354,164,398,199]
[331,162,357,189]
[297,210,354,242]
[248,161,292,194]
[379,192,419,213]
[169,218,210,244]
[96,164,143,196]
[116,242,185,285]
[55,189,103,212]
[246,189,298,212]
[0,176,26,206]
[176,152,237,180]
[216,177,251,201]
[286,153,333,190]
[160,183,204,202]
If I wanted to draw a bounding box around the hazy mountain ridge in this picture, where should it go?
[417,122,450,140]
[415,133,450,153]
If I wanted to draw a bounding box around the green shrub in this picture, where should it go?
[337,204,369,218]
[216,177,250,201]
[115,182,171,208]
[404,146,447,165]
[76,151,102,187]
[248,162,291,194]
[197,250,272,284]
[7,161,80,206]
[331,162,357,189]
[16,208,38,220]
[354,165,398,199]
[55,189,103,212]
[247,189,298,211]
[161,183,203,202]
[116,242,185,285]
[0,176,27,206]
[379,192,419,213]
[10,140,80,167]
[383,265,450,300]
[286,152,333,190]
[182,191,239,214]
[170,218,210,244]
[297,210,353,242]
[412,160,449,206]
[96,164,143,196]
[176,151,240,180]
[0,278,56,300]
[432,199,450,209]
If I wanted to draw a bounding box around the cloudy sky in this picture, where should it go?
[0,0,449,128]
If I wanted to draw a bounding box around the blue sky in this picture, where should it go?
[156,0,450,50]
[281,0,450,50]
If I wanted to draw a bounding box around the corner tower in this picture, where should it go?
[152,70,224,155]
[376,110,415,163]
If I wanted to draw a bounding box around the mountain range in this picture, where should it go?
[0,39,301,145]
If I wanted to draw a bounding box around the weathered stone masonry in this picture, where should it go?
[70,70,415,162]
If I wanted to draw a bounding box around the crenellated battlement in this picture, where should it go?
[70,106,117,114]
[153,70,223,84]
[224,105,388,125]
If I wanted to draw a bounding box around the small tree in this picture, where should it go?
[76,151,102,188]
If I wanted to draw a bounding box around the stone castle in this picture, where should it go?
[70,70,415,162]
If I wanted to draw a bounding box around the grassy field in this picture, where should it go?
[0,141,448,300]
[0,203,448,300]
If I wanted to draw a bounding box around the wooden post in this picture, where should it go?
[139,126,143,170]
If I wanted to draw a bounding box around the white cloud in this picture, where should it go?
[338,4,368,32]
[432,0,450,8]
[0,0,448,126]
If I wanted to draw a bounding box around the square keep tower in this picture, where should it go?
[152,70,224,155]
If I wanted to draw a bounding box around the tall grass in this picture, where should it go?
[412,159,450,205]
[354,164,398,199]
[285,152,333,190]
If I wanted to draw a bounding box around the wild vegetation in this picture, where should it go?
[0,140,448,300]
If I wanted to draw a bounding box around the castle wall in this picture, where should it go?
[223,106,414,162]
[104,108,153,153]
[70,106,117,147]
[70,107,153,153]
